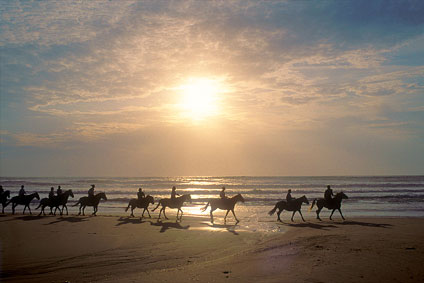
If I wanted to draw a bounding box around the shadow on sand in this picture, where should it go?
[337,220,392,228]
[202,222,239,235]
[116,216,146,226]
[281,222,338,230]
[46,216,88,225]
[0,215,44,222]
[147,219,190,233]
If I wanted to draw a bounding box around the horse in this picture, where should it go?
[201,194,245,224]
[55,189,74,215]
[7,192,40,215]
[310,192,349,221]
[151,194,192,221]
[268,195,309,222]
[36,190,74,216]
[1,190,10,213]
[125,195,154,218]
[73,192,107,216]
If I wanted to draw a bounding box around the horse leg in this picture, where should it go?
[277,209,283,222]
[231,209,239,223]
[23,205,27,215]
[291,210,296,222]
[210,208,215,224]
[12,203,16,214]
[146,209,151,218]
[130,207,135,217]
[224,210,230,224]
[64,205,68,215]
[316,205,322,221]
[330,209,336,220]
[178,209,183,221]
[163,208,168,220]
[93,206,97,216]
[338,208,345,220]
[158,207,162,219]
[298,209,306,222]
[82,205,86,216]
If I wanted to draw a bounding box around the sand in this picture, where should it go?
[1,213,423,283]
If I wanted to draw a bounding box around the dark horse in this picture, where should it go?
[7,192,40,215]
[73,192,107,216]
[36,190,74,216]
[125,195,154,218]
[1,190,10,213]
[310,192,348,220]
[201,194,245,224]
[151,194,192,221]
[268,195,309,222]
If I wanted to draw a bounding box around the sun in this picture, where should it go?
[177,78,223,121]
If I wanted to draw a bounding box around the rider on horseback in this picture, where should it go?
[57,185,63,196]
[19,185,26,198]
[324,185,334,206]
[220,186,227,199]
[0,185,3,195]
[88,184,95,204]
[137,188,145,201]
[286,189,293,202]
[171,186,180,200]
[49,187,55,200]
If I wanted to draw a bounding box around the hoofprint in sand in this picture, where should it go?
[1,215,423,282]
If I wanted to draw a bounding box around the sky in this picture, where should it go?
[0,0,423,177]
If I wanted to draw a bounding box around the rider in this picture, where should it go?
[324,185,334,205]
[286,189,293,202]
[19,185,26,197]
[0,185,4,195]
[171,186,179,200]
[49,187,55,200]
[57,185,63,196]
[220,186,227,199]
[88,184,95,203]
[137,188,145,201]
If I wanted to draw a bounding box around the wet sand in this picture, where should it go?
[1,214,423,282]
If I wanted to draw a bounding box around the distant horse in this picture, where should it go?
[36,190,74,216]
[268,195,309,222]
[7,192,40,215]
[310,192,348,220]
[151,194,192,221]
[73,192,107,216]
[201,194,245,224]
[55,189,75,215]
[125,195,154,218]
[1,190,10,213]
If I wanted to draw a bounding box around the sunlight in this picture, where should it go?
[177,78,223,121]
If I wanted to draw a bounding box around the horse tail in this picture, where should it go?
[309,199,316,211]
[268,204,278,216]
[35,202,42,210]
[125,201,131,212]
[201,202,210,212]
[72,200,81,207]
[151,200,161,212]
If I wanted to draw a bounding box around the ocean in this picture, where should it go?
[1,176,423,231]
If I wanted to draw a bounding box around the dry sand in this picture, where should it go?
[1,214,423,282]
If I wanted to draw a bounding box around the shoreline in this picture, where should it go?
[1,215,424,282]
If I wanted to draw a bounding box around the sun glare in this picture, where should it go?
[177,78,223,121]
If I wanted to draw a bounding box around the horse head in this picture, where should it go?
[98,192,107,201]
[34,192,40,200]
[146,195,154,204]
[301,195,309,204]
[185,194,192,204]
[235,193,245,203]
[339,192,348,199]
[4,190,10,198]
[69,190,74,198]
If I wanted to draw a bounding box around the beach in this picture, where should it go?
[1,214,423,282]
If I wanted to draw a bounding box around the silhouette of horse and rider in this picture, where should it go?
[151,186,192,221]
[73,185,108,216]
[310,185,349,220]
[125,187,155,218]
[6,185,40,215]
[201,186,245,224]
[36,188,74,216]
